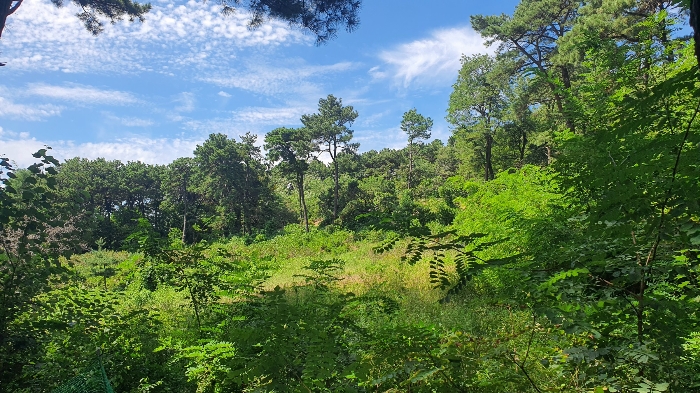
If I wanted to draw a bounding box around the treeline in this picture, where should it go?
[54,132,287,248]
[53,92,551,251]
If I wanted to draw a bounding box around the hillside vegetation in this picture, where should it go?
[2,1,700,392]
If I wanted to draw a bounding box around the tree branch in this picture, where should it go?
[507,351,543,393]
[647,97,700,266]
[7,0,22,15]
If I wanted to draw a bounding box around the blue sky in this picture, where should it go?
[0,0,519,166]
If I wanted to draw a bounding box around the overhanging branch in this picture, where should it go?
[7,0,21,15]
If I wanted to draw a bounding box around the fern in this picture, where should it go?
[378,229,519,300]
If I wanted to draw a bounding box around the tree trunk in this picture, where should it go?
[241,166,248,236]
[153,205,160,234]
[548,81,575,133]
[511,40,575,132]
[299,173,309,233]
[333,147,339,221]
[560,65,572,89]
[558,67,576,131]
[485,133,494,181]
[408,141,413,189]
[519,130,527,163]
[297,179,303,221]
[183,272,202,331]
[0,0,21,38]
[692,0,700,71]
[637,282,645,344]
[181,195,187,244]
[105,199,113,247]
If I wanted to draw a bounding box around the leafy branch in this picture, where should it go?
[378,229,519,300]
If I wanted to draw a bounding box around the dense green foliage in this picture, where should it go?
[2,0,700,392]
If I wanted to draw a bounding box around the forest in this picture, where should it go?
[2,0,700,392]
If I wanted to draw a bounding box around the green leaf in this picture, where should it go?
[409,368,440,383]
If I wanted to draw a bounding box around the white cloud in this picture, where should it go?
[1,0,309,74]
[26,83,139,105]
[232,106,311,125]
[183,118,247,136]
[174,92,196,113]
[218,91,232,98]
[200,61,357,96]
[354,123,450,153]
[376,26,493,88]
[356,110,390,128]
[0,127,31,139]
[119,117,155,127]
[368,66,386,80]
[0,138,48,167]
[104,113,155,127]
[0,96,62,120]
[355,127,407,150]
[183,103,313,137]
[0,132,201,166]
[59,137,200,164]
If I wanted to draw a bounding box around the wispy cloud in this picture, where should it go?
[0,130,201,166]
[232,106,311,125]
[174,92,196,113]
[183,118,248,136]
[374,26,493,88]
[354,126,407,150]
[218,91,232,98]
[356,110,391,128]
[119,117,155,127]
[104,113,155,127]
[1,0,309,74]
[0,127,30,139]
[0,96,62,120]
[59,137,200,164]
[26,83,139,105]
[200,61,357,96]
[183,100,316,138]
